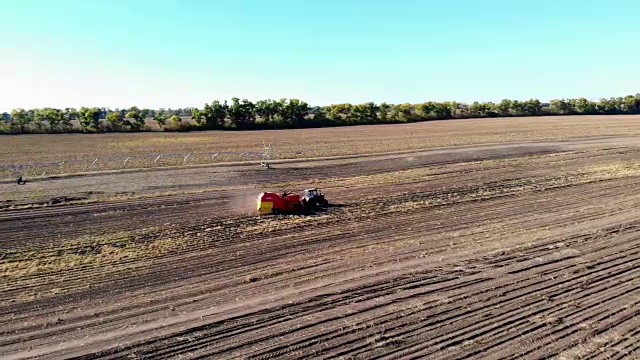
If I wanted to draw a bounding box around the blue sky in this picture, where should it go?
[1,0,639,110]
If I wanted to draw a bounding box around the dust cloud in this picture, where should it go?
[226,189,260,216]
[227,186,310,216]
[228,187,284,216]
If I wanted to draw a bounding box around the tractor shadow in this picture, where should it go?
[288,203,348,217]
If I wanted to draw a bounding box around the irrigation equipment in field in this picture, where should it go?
[0,145,304,182]
[260,141,272,169]
[9,165,27,185]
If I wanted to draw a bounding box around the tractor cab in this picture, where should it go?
[302,188,328,207]
[303,188,320,200]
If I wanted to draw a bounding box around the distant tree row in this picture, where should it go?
[2,94,640,134]
[0,107,191,133]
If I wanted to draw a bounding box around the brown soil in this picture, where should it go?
[1,118,639,359]
[3,114,640,165]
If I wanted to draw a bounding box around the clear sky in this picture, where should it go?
[1,0,639,110]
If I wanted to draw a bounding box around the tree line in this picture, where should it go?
[2,94,640,134]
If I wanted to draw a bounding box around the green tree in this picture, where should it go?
[0,113,10,133]
[64,108,78,120]
[609,97,625,113]
[105,111,125,130]
[549,99,574,114]
[125,106,146,131]
[309,106,327,125]
[573,98,597,115]
[392,103,413,122]
[468,101,495,117]
[61,108,76,130]
[349,102,377,124]
[201,100,228,129]
[620,95,640,113]
[227,98,256,128]
[434,102,453,119]
[35,108,64,132]
[169,115,182,127]
[496,99,513,116]
[255,99,281,124]
[275,98,310,126]
[153,108,169,128]
[78,107,101,131]
[327,103,352,122]
[10,108,32,133]
[509,100,527,116]
[416,102,436,119]
[522,99,542,116]
[191,108,204,126]
[378,102,391,122]
[444,101,461,118]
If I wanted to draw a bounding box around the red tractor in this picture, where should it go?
[257,188,329,214]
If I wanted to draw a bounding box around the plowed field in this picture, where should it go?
[1,117,639,359]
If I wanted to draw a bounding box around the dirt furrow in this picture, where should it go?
[429,263,640,360]
[3,136,640,360]
[358,251,638,359]
[3,176,636,344]
[2,144,638,247]
[586,323,640,360]
[84,221,636,358]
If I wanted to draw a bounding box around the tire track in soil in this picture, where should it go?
[213,235,640,359]
[245,236,640,356]
[2,232,636,358]
[3,144,640,359]
[0,184,636,314]
[17,186,636,360]
[420,250,639,360]
[3,172,638,313]
[597,332,640,359]
[70,230,639,360]
[0,145,634,246]
[2,173,636,310]
[585,323,640,360]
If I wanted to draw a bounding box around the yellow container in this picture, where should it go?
[257,200,273,213]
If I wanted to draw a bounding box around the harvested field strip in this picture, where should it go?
[2,172,636,360]
[313,267,637,360]
[260,147,640,190]
[3,135,640,359]
[3,116,640,166]
[65,227,639,359]
[577,322,640,360]
[1,174,638,311]
[5,233,640,358]
[0,191,231,221]
[0,133,566,182]
[2,146,638,249]
[0,143,635,210]
[0,205,636,320]
[5,146,636,248]
[3,169,640,296]
[231,240,640,355]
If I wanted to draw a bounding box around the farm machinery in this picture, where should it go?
[257,188,329,214]
[301,188,328,207]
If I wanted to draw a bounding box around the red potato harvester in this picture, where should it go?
[257,188,329,214]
